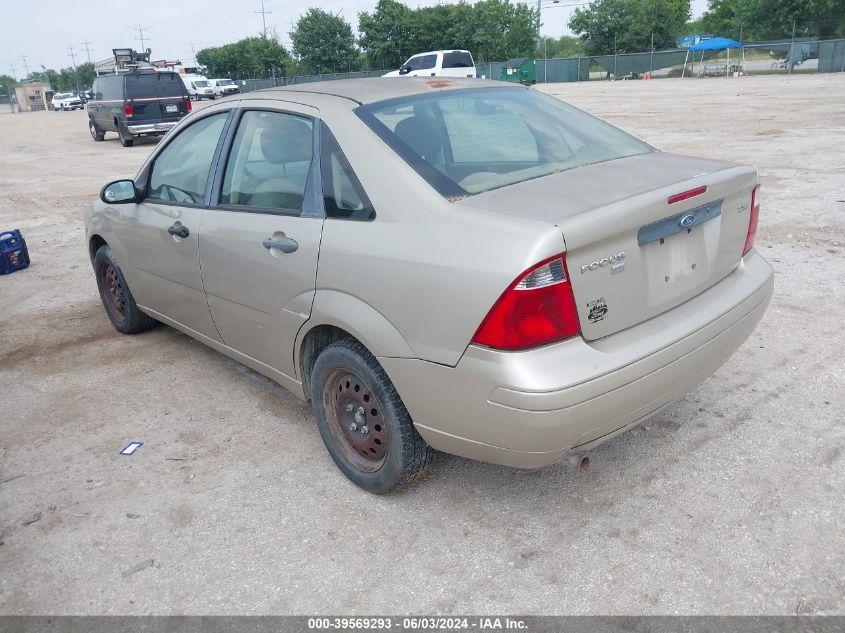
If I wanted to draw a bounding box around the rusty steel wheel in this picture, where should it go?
[322,369,389,473]
[93,245,156,334]
[100,261,127,324]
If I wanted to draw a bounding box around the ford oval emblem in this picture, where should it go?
[679,213,696,228]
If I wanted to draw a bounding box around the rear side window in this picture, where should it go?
[320,122,375,220]
[98,76,122,101]
[443,52,473,68]
[407,54,437,71]
[148,113,228,204]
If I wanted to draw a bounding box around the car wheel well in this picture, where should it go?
[89,235,107,262]
[300,325,364,403]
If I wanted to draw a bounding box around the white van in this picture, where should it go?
[181,74,215,100]
[209,78,240,97]
[383,50,476,78]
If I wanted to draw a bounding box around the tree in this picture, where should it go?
[197,36,292,78]
[358,0,417,69]
[693,0,845,40]
[290,9,358,74]
[358,0,538,68]
[539,35,585,58]
[569,0,691,55]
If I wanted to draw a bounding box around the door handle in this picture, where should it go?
[263,237,298,253]
[167,224,189,239]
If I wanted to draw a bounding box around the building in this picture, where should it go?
[12,81,52,112]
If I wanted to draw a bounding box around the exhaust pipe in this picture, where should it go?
[567,453,590,473]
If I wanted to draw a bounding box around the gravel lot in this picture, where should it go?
[0,74,843,615]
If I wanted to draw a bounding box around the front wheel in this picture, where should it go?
[93,245,157,334]
[310,340,435,494]
[89,119,105,141]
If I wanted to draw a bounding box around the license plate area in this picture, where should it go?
[641,217,721,305]
[165,104,178,113]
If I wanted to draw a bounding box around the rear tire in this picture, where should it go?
[93,245,156,334]
[118,123,134,147]
[310,339,435,494]
[89,119,105,142]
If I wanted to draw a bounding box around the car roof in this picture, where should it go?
[258,77,518,106]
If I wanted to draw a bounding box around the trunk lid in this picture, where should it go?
[456,151,757,340]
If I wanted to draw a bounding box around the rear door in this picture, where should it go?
[441,51,476,77]
[125,72,189,124]
[199,101,323,379]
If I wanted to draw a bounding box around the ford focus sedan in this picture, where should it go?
[86,78,773,493]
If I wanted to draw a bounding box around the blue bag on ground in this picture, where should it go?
[0,229,30,275]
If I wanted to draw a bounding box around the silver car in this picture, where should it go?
[86,78,773,493]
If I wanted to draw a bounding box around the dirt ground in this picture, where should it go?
[0,74,843,615]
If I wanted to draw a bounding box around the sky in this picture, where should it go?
[2,0,709,77]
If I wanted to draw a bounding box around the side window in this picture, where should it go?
[443,52,473,68]
[147,113,228,204]
[91,80,100,101]
[406,54,437,71]
[100,76,121,101]
[320,122,375,221]
[220,110,314,212]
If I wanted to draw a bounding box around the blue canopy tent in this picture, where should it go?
[682,37,744,78]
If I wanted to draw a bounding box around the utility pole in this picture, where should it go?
[650,32,654,74]
[10,62,17,80]
[81,41,93,64]
[68,46,80,93]
[255,0,271,39]
[189,42,197,67]
[21,55,30,77]
[788,20,796,74]
[135,25,148,52]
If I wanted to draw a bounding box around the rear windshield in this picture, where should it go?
[357,87,653,197]
[217,79,234,85]
[125,73,186,99]
[443,52,473,68]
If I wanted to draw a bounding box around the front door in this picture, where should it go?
[199,104,323,379]
[119,108,231,341]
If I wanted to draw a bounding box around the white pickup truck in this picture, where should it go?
[51,92,84,111]
[383,50,477,78]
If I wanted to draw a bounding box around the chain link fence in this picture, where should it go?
[227,37,845,92]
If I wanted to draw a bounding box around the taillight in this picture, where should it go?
[123,104,134,117]
[743,185,760,256]
[185,99,192,112]
[472,254,581,351]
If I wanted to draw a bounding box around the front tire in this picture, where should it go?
[93,245,156,334]
[310,339,435,494]
[89,119,105,141]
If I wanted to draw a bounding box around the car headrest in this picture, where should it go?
[394,116,442,162]
[259,117,313,165]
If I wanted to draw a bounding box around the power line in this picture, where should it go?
[135,25,149,51]
[255,0,272,39]
[81,41,93,64]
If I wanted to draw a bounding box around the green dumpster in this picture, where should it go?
[500,57,536,84]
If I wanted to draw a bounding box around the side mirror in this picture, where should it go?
[398,65,411,75]
[100,179,139,204]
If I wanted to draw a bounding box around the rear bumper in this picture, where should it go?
[380,251,774,468]
[126,121,178,135]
